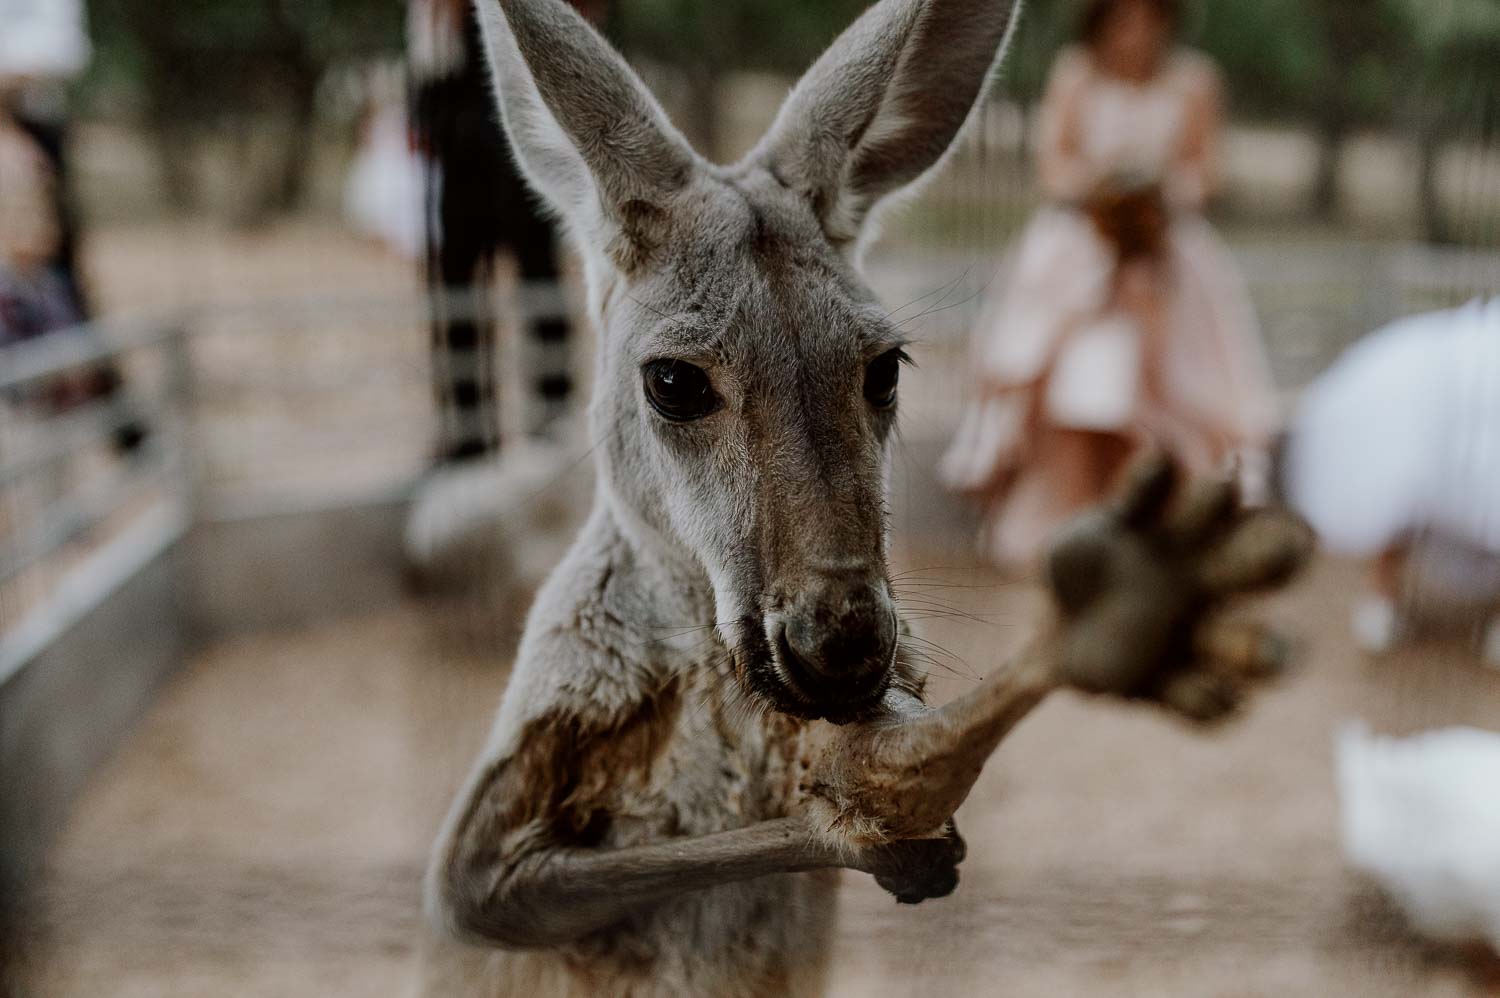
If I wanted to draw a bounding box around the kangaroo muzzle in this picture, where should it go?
[766,571,898,710]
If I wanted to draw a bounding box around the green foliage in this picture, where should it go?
[1406,0,1500,50]
[1196,0,1324,118]
[80,0,1497,131]
[81,0,405,217]
[611,0,868,72]
[611,0,1494,131]
[83,0,405,116]
[996,1,1079,102]
[1401,0,1500,117]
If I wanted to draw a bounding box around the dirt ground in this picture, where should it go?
[24,547,1500,997]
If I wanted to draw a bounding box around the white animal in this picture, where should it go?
[1337,723,1500,953]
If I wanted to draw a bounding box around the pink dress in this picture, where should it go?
[941,47,1276,565]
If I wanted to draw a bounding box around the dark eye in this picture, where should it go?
[864,348,907,409]
[643,359,719,422]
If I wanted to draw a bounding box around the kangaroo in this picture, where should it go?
[418,1,1314,995]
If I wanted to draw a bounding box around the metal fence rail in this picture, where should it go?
[0,283,582,648]
[1,321,189,645]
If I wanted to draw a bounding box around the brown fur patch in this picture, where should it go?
[606,199,673,273]
[442,684,682,928]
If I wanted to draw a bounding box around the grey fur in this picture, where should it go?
[416,2,1310,995]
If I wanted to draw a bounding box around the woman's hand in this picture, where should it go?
[1084,177,1169,263]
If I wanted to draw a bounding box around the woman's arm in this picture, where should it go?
[1164,57,1225,211]
[1036,49,1098,203]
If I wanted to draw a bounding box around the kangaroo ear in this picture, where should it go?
[750,0,1021,255]
[475,0,699,271]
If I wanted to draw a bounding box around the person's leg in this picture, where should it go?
[513,217,572,439]
[1352,542,1408,654]
[433,214,500,463]
[1372,543,1408,601]
[988,426,1137,570]
[423,74,508,464]
[1087,429,1136,498]
[1482,616,1500,670]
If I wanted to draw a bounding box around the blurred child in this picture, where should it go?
[942,0,1275,568]
[0,103,80,346]
[2,0,145,448]
[1,0,93,318]
[1,101,144,448]
[1283,298,1500,664]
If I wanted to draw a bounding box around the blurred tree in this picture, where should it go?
[85,0,404,220]
[1002,0,1412,222]
[610,0,866,157]
[1198,0,1410,221]
[76,0,1496,240]
[1401,0,1500,244]
[614,0,1422,222]
[1303,0,1407,220]
[612,0,1500,242]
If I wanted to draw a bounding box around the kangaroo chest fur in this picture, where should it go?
[447,513,839,996]
[551,680,837,996]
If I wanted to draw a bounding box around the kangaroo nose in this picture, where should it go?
[773,577,897,700]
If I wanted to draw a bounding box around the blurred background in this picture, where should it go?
[2,0,1499,994]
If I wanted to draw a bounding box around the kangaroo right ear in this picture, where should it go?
[749,0,1020,259]
[474,0,699,272]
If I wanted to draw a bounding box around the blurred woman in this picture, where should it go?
[941,0,1275,567]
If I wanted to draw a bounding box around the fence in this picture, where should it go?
[0,283,590,665]
[0,321,188,665]
[5,240,1498,651]
[0,232,1496,885]
[868,239,1500,430]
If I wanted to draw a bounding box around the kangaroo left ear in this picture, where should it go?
[475,0,701,273]
[748,0,1021,258]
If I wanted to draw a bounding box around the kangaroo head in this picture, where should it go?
[478,0,1020,722]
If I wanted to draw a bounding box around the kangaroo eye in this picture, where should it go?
[643,359,719,422]
[864,348,907,409]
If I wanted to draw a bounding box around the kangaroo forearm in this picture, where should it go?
[915,635,1060,756]
[871,634,1059,769]
[444,817,842,949]
[808,635,1060,844]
